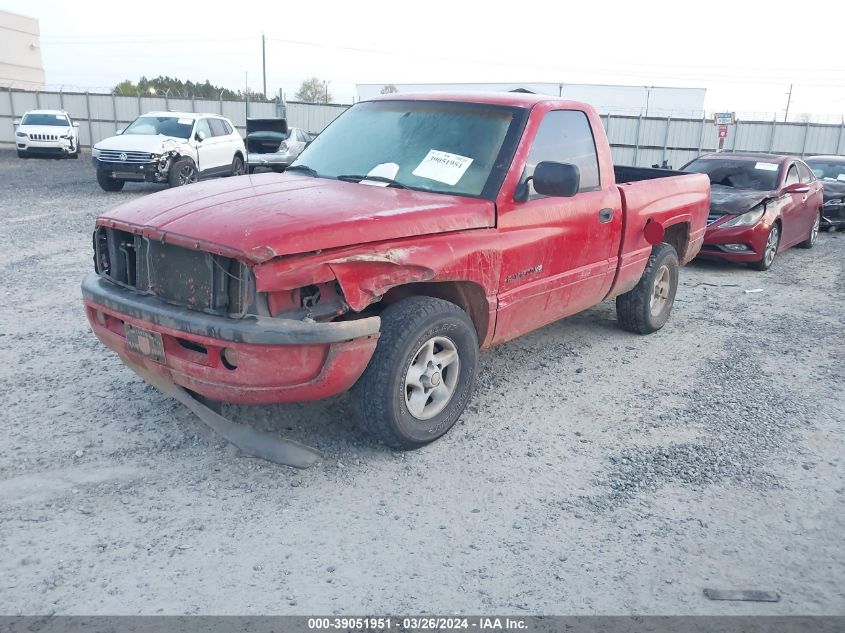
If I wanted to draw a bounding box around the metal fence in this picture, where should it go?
[2,88,845,166]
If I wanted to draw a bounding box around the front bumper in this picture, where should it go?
[82,272,380,404]
[18,138,75,155]
[697,217,772,263]
[821,202,845,228]
[92,157,160,182]
[248,152,295,168]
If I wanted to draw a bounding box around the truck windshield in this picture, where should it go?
[21,113,69,126]
[682,158,780,191]
[122,116,194,139]
[290,100,526,198]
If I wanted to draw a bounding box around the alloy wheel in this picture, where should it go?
[764,225,779,267]
[404,336,460,420]
[649,264,671,317]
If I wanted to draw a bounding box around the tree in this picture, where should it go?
[295,77,331,103]
[380,84,398,94]
[112,76,269,101]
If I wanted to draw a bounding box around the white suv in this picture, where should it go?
[15,110,80,159]
[91,112,246,191]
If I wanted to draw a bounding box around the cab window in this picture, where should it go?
[195,118,212,139]
[796,162,815,183]
[209,118,228,137]
[523,110,600,198]
[784,164,800,187]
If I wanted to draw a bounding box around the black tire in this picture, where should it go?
[616,243,679,335]
[797,211,820,249]
[70,149,79,159]
[247,165,256,175]
[749,223,780,270]
[17,151,28,159]
[96,168,125,192]
[168,157,198,187]
[820,225,833,232]
[231,155,245,176]
[351,296,479,449]
[271,166,286,173]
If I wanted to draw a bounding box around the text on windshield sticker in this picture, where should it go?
[412,150,473,186]
[755,162,778,171]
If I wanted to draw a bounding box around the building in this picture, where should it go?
[0,9,46,90]
[356,82,706,118]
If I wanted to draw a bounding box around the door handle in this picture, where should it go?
[599,208,614,223]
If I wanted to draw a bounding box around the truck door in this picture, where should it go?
[494,109,622,344]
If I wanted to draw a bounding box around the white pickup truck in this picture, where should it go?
[91,111,246,191]
[14,110,80,159]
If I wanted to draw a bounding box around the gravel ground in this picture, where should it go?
[0,148,843,615]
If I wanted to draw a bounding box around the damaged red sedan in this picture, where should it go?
[682,152,823,270]
[83,92,709,456]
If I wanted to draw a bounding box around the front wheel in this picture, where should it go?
[616,243,679,335]
[96,168,124,192]
[168,158,198,187]
[231,155,245,176]
[797,211,820,249]
[351,296,479,449]
[749,223,780,270]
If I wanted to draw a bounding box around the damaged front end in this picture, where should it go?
[93,139,191,183]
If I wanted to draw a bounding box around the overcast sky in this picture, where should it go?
[8,0,845,120]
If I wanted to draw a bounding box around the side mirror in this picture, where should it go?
[115,128,124,135]
[195,130,206,142]
[13,119,20,126]
[532,161,580,198]
[783,182,810,194]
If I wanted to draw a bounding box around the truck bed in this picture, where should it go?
[609,166,710,298]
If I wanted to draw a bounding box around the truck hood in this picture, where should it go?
[96,173,496,263]
[709,184,777,216]
[94,134,191,153]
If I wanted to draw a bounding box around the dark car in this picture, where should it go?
[681,152,823,270]
[805,155,845,230]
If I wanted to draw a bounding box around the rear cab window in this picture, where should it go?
[523,110,600,198]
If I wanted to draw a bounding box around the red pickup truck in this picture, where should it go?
[83,92,709,451]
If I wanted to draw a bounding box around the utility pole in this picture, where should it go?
[261,33,267,99]
[645,86,654,118]
[784,83,793,122]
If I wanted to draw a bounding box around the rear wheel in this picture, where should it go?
[168,158,198,187]
[616,243,679,334]
[749,223,780,270]
[797,211,820,249]
[351,296,479,449]
[96,168,125,192]
[247,165,256,175]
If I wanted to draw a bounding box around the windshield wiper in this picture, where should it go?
[285,164,318,177]
[336,174,407,189]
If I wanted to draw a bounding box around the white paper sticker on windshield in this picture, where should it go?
[55,114,65,120]
[361,162,400,187]
[755,162,778,171]
[838,174,845,182]
[412,150,473,186]
[178,117,193,125]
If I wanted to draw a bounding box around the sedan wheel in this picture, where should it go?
[798,212,820,249]
[751,224,780,271]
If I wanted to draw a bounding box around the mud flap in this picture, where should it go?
[121,355,322,469]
